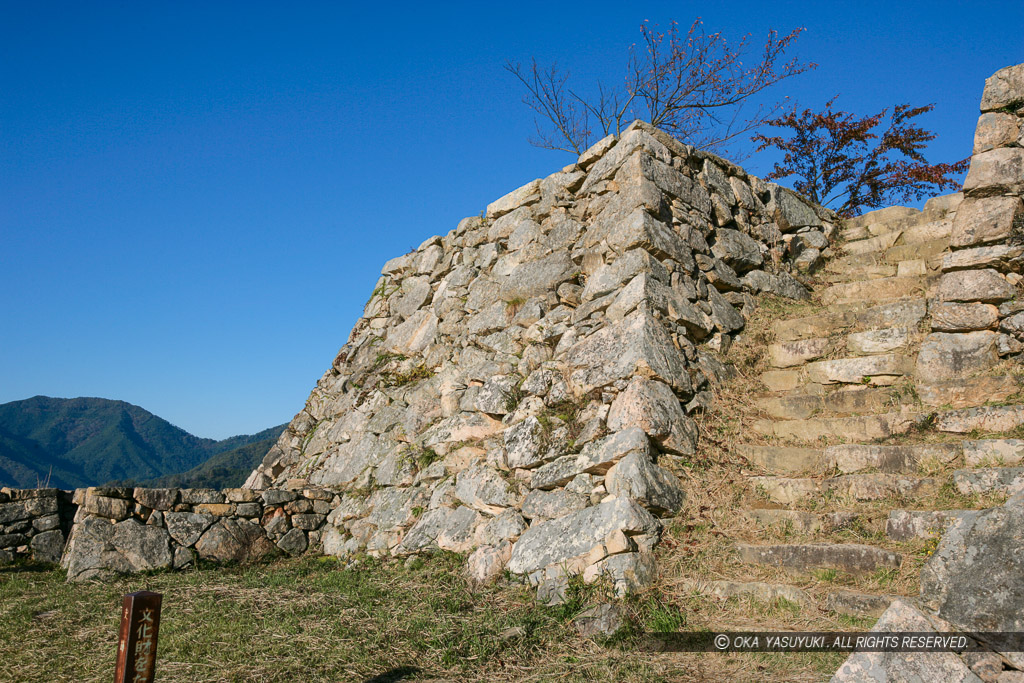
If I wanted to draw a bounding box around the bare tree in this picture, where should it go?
[506,19,815,158]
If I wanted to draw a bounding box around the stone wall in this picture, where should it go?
[58,486,336,581]
[242,119,834,593]
[941,63,1024,360]
[0,487,76,564]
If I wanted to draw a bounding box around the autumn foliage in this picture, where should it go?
[752,99,969,217]
[506,19,814,157]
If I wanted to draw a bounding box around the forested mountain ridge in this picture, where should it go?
[0,396,284,489]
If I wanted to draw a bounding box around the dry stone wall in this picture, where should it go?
[0,487,75,564]
[58,486,335,581]
[243,120,833,593]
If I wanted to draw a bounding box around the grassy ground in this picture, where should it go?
[0,553,846,683]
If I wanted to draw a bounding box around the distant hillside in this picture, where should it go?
[139,425,284,489]
[0,396,284,489]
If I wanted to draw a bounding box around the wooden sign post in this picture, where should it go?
[113,591,162,683]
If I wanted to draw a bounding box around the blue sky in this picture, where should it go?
[1,1,1021,438]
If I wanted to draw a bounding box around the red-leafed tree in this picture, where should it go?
[752,99,969,217]
[506,19,815,158]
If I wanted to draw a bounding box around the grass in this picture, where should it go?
[1,555,848,683]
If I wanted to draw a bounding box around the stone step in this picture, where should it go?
[823,264,898,283]
[805,354,914,385]
[681,578,811,606]
[953,467,1024,496]
[767,337,830,368]
[846,326,920,356]
[839,220,950,258]
[934,404,1024,435]
[826,590,897,618]
[963,438,1024,466]
[738,445,825,474]
[753,411,926,443]
[843,230,903,256]
[825,443,961,474]
[750,473,938,504]
[820,276,929,307]
[886,509,976,541]
[741,508,878,534]
[843,205,921,232]
[756,385,913,421]
[826,238,948,274]
[917,375,1023,410]
[736,543,902,575]
[772,298,926,342]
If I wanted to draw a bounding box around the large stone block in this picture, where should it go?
[962,148,1024,197]
[980,62,1024,112]
[915,332,998,382]
[506,498,660,575]
[564,309,690,395]
[950,196,1024,249]
[936,269,1015,304]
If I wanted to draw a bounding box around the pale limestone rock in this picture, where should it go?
[486,178,542,219]
[576,134,617,171]
[466,541,512,585]
[974,112,1021,153]
[931,302,1000,331]
[606,376,697,455]
[847,327,913,355]
[564,309,690,395]
[507,498,659,576]
[916,332,998,382]
[531,428,651,490]
[980,63,1024,112]
[604,452,686,516]
[454,464,516,515]
[830,600,982,683]
[951,196,1024,248]
[920,491,1024,631]
[936,269,1015,304]
[963,148,1024,196]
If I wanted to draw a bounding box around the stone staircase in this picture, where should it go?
[687,193,1024,622]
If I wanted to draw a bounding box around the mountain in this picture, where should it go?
[0,396,285,489]
[139,425,284,489]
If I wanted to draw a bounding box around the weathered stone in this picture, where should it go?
[564,309,690,395]
[975,112,1021,154]
[773,186,822,232]
[83,493,130,521]
[963,148,1024,196]
[499,252,575,301]
[918,375,1022,409]
[63,517,173,582]
[486,178,541,218]
[741,269,811,300]
[980,63,1024,112]
[507,498,660,575]
[133,488,178,511]
[847,327,914,355]
[886,509,974,541]
[737,543,901,575]
[454,465,515,515]
[830,600,983,683]
[573,603,626,638]
[916,332,998,382]
[607,377,697,455]
[711,229,763,273]
[769,337,829,368]
[194,518,275,564]
[475,375,519,415]
[935,405,1024,434]
[951,196,1024,249]
[276,528,308,555]
[825,590,893,617]
[467,542,512,585]
[954,468,1024,496]
[29,529,65,564]
[964,439,1024,466]
[920,491,1024,631]
[576,134,617,171]
[931,302,1000,331]
[164,512,215,547]
[937,269,1015,304]
[806,354,912,384]
[826,443,959,474]
[943,244,1024,272]
[521,489,588,521]
[605,452,686,516]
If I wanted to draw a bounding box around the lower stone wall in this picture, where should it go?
[0,486,338,580]
[0,488,76,564]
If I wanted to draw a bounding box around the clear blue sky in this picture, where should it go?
[2,1,1021,438]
